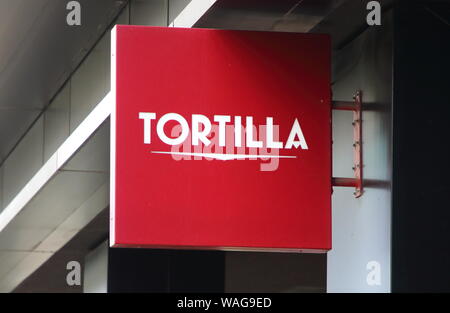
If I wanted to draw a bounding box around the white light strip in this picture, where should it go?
[151,151,297,161]
[109,26,117,247]
[169,0,217,28]
[57,93,112,167]
[0,93,112,233]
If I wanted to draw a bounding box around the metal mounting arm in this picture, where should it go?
[332,90,363,198]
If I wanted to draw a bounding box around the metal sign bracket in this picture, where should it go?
[332,90,363,198]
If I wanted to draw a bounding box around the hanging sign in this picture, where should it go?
[110,25,331,252]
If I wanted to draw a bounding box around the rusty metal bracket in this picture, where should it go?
[332,90,363,198]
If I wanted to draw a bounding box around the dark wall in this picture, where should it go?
[392,0,450,292]
[108,248,225,293]
[107,248,327,293]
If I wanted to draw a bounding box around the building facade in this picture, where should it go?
[0,0,448,293]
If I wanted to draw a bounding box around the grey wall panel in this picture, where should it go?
[63,121,110,173]
[327,11,393,292]
[13,208,109,293]
[0,109,40,163]
[0,171,108,251]
[0,1,130,292]
[69,2,131,133]
[0,0,126,165]
[131,0,169,26]
[117,2,130,25]
[169,0,191,23]
[3,116,44,207]
[0,0,128,221]
[70,35,110,133]
[44,82,71,162]
[0,251,30,283]
[84,241,108,293]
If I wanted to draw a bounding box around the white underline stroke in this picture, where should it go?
[151,151,297,161]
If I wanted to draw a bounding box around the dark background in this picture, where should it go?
[392,0,450,292]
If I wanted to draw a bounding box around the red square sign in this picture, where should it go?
[110,26,331,252]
